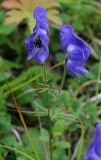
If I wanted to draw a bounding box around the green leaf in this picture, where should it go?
[0,72,11,81]
[0,114,11,132]
[53,120,66,136]
[57,91,73,109]
[53,148,67,160]
[40,128,49,142]
[0,10,5,22]
[55,141,71,149]
[17,157,28,160]
[0,24,16,35]
[82,100,97,126]
[16,85,35,105]
[1,135,17,146]
[22,128,46,160]
[68,122,78,132]
[0,58,22,71]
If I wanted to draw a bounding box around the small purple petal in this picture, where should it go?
[67,44,84,61]
[25,34,34,52]
[75,67,88,75]
[37,28,49,44]
[93,124,101,157]
[27,48,39,60]
[83,124,101,160]
[66,59,79,80]
[33,5,49,34]
[35,46,49,64]
[83,144,97,160]
[83,45,91,61]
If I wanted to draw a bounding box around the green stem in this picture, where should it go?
[96,56,101,97]
[0,153,3,160]
[68,134,71,160]
[43,63,53,160]
[77,121,85,160]
[0,144,33,160]
[35,105,49,160]
[58,60,66,96]
[51,60,66,118]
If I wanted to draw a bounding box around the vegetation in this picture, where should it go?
[0,0,101,160]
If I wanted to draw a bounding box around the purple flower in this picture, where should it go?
[60,24,90,80]
[83,124,101,160]
[25,6,49,64]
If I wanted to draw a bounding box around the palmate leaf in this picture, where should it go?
[2,0,62,32]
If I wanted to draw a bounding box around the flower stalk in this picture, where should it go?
[43,63,53,160]
[51,60,66,118]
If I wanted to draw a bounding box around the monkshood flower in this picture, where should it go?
[25,6,49,64]
[60,24,90,80]
[83,124,101,160]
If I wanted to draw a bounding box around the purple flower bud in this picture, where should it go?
[60,24,90,79]
[25,6,49,64]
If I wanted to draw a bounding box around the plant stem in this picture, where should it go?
[43,63,53,160]
[35,105,49,160]
[96,56,101,97]
[0,153,3,160]
[77,120,85,160]
[58,60,66,96]
[2,72,39,160]
[51,60,66,118]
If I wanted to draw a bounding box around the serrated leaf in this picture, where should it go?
[2,0,23,9]
[5,10,25,24]
[2,0,62,32]
[48,9,62,26]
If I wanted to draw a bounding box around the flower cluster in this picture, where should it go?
[60,24,90,80]
[84,124,101,160]
[25,6,49,64]
[25,6,90,79]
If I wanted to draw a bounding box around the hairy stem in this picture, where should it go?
[96,57,101,98]
[51,60,66,118]
[35,105,49,160]
[44,63,53,160]
[77,120,85,160]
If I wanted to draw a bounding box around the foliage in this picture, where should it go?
[0,0,101,160]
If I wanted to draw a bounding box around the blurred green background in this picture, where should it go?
[0,0,101,160]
